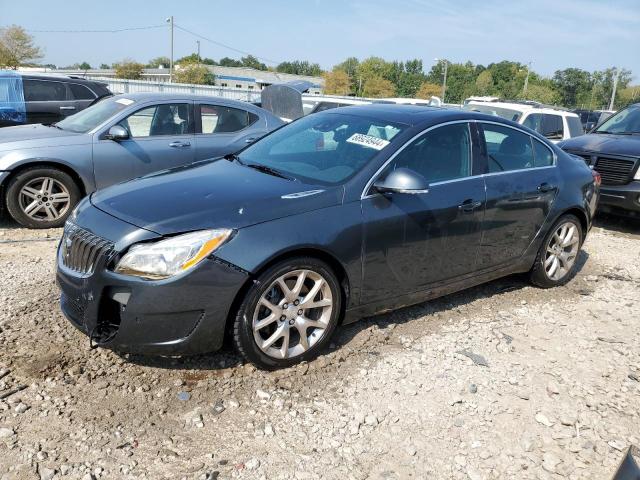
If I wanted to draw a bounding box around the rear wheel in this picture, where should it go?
[529,214,583,288]
[233,257,341,370]
[5,167,80,229]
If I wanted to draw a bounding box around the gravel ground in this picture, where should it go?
[0,215,639,480]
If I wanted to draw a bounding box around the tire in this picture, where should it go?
[5,167,81,229]
[233,257,342,370]
[529,214,583,288]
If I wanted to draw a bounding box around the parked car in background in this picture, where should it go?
[56,105,599,369]
[0,93,284,228]
[301,95,374,116]
[559,103,640,218]
[574,109,615,132]
[463,99,584,143]
[0,71,112,127]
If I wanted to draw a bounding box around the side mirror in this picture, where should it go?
[105,125,129,141]
[373,168,429,195]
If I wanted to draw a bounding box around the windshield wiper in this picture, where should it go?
[244,163,294,180]
[595,130,635,135]
[223,153,244,164]
[45,123,64,130]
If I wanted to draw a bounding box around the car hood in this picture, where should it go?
[0,124,87,152]
[90,159,344,235]
[559,133,640,157]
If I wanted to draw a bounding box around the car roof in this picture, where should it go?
[466,100,579,118]
[322,103,517,127]
[17,73,106,86]
[110,91,264,110]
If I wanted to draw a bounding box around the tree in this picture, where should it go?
[175,63,214,85]
[524,84,559,105]
[475,70,493,95]
[78,61,91,70]
[362,75,395,98]
[0,25,43,68]
[219,57,242,67]
[114,59,144,79]
[240,55,267,71]
[552,68,591,107]
[147,56,170,68]
[276,60,323,76]
[323,70,350,95]
[99,63,110,69]
[618,86,640,108]
[416,82,441,99]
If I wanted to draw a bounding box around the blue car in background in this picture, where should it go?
[0,92,284,228]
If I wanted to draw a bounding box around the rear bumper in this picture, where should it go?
[598,181,640,216]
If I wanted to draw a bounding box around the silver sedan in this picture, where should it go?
[0,92,284,228]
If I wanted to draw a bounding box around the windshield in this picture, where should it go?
[238,112,406,185]
[462,103,522,122]
[594,105,640,134]
[56,97,134,133]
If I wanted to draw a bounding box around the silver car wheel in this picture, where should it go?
[19,177,71,221]
[544,222,580,281]
[252,269,333,359]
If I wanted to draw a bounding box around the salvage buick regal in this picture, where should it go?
[56,105,599,369]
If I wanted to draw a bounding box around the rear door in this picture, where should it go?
[476,122,559,269]
[23,78,75,124]
[92,101,195,189]
[360,121,486,304]
[194,103,263,160]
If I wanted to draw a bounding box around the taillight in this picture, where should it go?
[592,169,601,186]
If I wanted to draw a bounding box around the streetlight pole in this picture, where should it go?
[166,16,174,83]
[435,58,448,102]
[523,61,532,95]
[196,40,200,63]
[609,68,620,111]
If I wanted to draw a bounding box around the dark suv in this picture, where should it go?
[0,72,112,127]
[560,103,640,217]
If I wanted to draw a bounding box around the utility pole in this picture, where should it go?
[609,68,620,111]
[196,40,200,63]
[166,16,174,83]
[523,61,532,95]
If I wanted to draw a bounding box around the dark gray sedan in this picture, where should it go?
[0,93,284,228]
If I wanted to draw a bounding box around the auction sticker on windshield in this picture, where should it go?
[346,133,390,150]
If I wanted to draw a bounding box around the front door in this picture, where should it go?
[92,102,195,190]
[476,122,559,269]
[361,122,486,304]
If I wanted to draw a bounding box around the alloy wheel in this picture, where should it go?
[18,177,71,221]
[252,269,333,359]
[544,222,580,281]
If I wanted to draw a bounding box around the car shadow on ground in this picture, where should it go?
[124,250,589,373]
[594,213,640,237]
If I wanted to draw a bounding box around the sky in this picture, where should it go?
[2,0,639,79]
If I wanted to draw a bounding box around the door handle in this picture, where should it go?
[169,141,191,148]
[458,199,482,212]
[537,182,556,193]
[244,137,257,144]
[59,106,76,111]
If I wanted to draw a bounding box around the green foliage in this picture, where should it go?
[323,70,350,95]
[276,60,323,76]
[362,75,395,98]
[240,55,267,71]
[99,63,110,69]
[175,53,217,66]
[78,62,91,70]
[114,59,144,80]
[175,63,214,85]
[0,24,43,68]
[147,56,170,68]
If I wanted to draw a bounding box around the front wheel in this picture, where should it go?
[529,214,583,288]
[232,257,341,370]
[5,167,80,229]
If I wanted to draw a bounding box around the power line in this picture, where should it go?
[28,25,166,33]
[174,24,280,65]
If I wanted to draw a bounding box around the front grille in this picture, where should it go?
[571,152,637,186]
[594,157,637,185]
[61,223,114,275]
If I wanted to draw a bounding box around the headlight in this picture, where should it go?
[114,229,232,279]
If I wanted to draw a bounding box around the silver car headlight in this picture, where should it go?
[114,229,233,279]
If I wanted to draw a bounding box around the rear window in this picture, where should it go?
[463,103,523,122]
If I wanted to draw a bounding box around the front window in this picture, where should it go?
[56,96,134,133]
[120,103,191,137]
[238,112,406,185]
[594,105,640,134]
[462,103,523,122]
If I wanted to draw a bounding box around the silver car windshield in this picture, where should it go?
[56,97,134,133]
[238,112,406,185]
